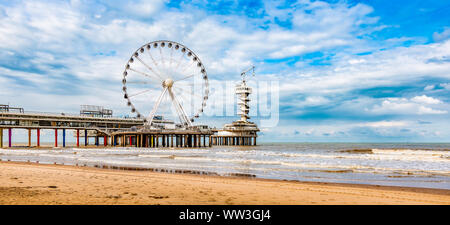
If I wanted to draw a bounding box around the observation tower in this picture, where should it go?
[211,66,260,146]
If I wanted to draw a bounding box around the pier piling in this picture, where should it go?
[37,129,40,147]
[63,129,66,147]
[76,129,80,147]
[55,129,58,147]
[8,128,12,147]
[28,129,31,147]
[85,130,88,146]
[0,128,3,148]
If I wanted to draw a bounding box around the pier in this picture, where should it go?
[0,110,144,148]
[0,41,260,149]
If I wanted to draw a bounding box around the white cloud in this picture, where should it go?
[361,121,408,128]
[424,85,435,91]
[433,27,450,42]
[370,97,447,115]
[124,0,164,18]
[279,38,450,97]
[411,95,443,104]
[348,59,366,64]
[304,96,329,106]
[440,83,450,90]
[0,1,83,51]
[0,0,385,103]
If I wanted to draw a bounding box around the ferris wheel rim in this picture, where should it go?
[121,40,209,127]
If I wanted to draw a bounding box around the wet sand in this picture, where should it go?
[0,161,449,205]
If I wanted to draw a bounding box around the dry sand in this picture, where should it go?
[0,161,449,205]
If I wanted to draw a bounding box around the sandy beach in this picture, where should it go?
[0,161,449,205]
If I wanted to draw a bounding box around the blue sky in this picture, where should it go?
[0,0,450,142]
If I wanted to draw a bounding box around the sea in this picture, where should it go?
[1,143,449,190]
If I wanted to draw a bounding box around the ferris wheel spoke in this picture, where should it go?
[172,85,204,99]
[172,88,204,117]
[175,51,186,69]
[126,81,154,85]
[179,60,196,75]
[174,74,195,82]
[126,81,160,90]
[159,46,165,67]
[174,91,196,114]
[129,68,161,82]
[174,88,204,114]
[176,88,203,118]
[128,89,152,98]
[147,49,165,76]
[180,65,200,82]
[128,89,154,98]
[168,47,175,78]
[169,47,173,67]
[134,56,164,81]
[174,80,205,94]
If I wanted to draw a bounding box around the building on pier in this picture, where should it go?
[80,105,113,118]
[0,104,24,113]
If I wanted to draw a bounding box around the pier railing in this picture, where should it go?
[0,111,142,121]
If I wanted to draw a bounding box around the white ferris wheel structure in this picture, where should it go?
[122,40,209,129]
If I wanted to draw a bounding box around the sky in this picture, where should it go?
[0,0,450,142]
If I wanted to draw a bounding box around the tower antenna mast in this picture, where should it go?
[240,65,255,83]
[236,65,255,122]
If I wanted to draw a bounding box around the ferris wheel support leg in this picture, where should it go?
[146,87,168,127]
[168,88,192,127]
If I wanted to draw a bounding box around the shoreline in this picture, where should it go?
[0,161,449,205]
[1,159,449,195]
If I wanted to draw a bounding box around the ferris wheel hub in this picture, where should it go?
[162,78,174,88]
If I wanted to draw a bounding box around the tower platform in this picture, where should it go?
[211,120,259,146]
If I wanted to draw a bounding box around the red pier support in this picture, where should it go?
[37,129,40,147]
[55,129,58,147]
[8,128,11,148]
[76,129,80,147]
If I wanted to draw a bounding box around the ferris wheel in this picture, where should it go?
[122,40,209,128]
